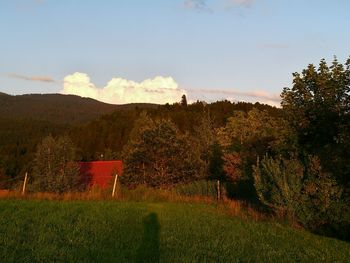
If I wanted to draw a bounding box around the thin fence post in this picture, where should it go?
[112,173,118,198]
[217,179,220,201]
[22,172,28,195]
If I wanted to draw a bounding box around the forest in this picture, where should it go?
[0,58,349,241]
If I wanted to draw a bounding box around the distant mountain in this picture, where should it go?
[0,93,157,124]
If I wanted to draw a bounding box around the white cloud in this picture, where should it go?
[60,72,280,107]
[60,72,186,104]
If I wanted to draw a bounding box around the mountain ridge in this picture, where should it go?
[0,92,158,124]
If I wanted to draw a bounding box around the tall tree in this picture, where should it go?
[217,108,288,178]
[32,135,81,193]
[217,109,286,153]
[195,111,216,178]
[181,94,188,107]
[281,57,350,184]
[122,118,203,187]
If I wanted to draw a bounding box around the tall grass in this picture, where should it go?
[0,184,300,228]
[0,181,220,202]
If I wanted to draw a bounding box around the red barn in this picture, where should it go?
[79,161,122,189]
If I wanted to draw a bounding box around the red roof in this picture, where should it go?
[79,161,122,189]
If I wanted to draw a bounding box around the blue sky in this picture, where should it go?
[1,0,349,105]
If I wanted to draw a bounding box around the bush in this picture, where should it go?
[253,155,349,239]
[253,155,303,213]
[295,157,347,238]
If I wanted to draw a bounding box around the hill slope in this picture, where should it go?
[0,93,157,124]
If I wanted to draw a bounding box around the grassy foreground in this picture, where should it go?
[0,200,349,262]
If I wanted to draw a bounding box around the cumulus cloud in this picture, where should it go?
[8,73,55,83]
[183,0,212,12]
[60,72,187,105]
[60,72,280,107]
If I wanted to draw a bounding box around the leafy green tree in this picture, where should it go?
[194,111,216,178]
[217,108,287,154]
[217,108,289,189]
[32,135,81,193]
[122,118,203,187]
[121,113,155,185]
[281,57,350,184]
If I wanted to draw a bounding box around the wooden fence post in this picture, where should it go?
[217,179,220,201]
[22,172,28,195]
[112,173,118,198]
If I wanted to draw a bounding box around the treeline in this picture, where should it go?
[69,100,279,161]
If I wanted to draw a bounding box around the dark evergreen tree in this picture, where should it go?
[180,94,188,107]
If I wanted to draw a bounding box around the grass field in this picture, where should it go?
[0,200,349,262]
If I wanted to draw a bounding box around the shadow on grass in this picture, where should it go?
[136,213,160,263]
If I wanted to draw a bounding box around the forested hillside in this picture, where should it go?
[0,93,157,124]
[0,93,156,183]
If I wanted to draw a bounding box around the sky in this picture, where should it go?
[1,0,350,106]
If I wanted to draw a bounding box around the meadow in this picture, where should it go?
[0,199,349,262]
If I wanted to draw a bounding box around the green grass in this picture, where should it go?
[173,180,219,198]
[0,200,349,262]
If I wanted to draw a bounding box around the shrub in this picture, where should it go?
[253,155,303,213]
[253,155,349,239]
[296,157,346,237]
